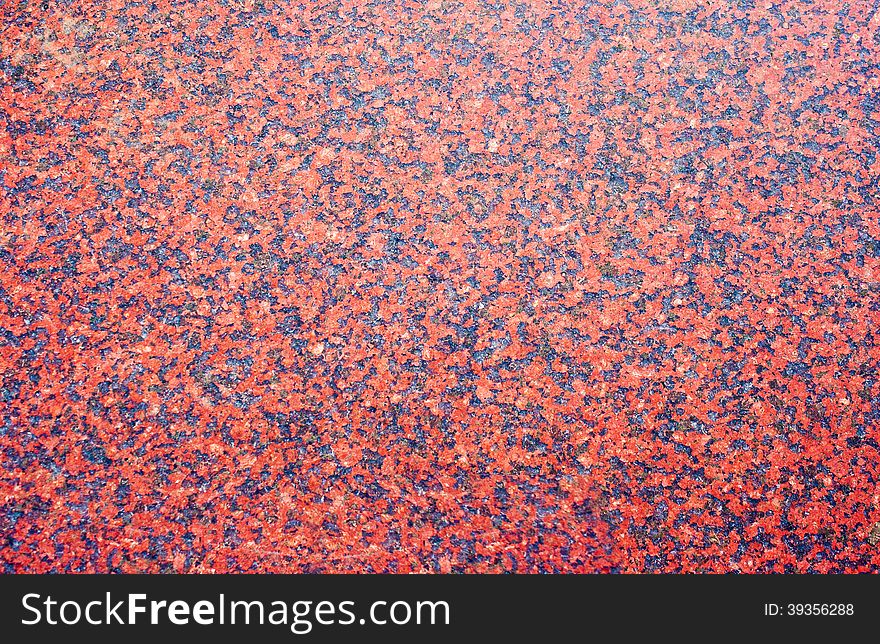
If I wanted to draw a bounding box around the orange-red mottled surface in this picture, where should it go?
[1,0,879,572]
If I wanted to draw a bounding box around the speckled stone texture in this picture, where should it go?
[1,0,879,573]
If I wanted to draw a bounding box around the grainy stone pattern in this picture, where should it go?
[1,0,879,572]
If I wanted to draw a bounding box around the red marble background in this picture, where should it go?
[1,0,879,572]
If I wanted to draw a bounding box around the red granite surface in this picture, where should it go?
[1,0,879,572]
